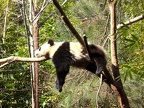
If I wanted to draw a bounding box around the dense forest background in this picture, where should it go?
[0,0,144,108]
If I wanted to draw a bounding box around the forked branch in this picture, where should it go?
[0,56,47,68]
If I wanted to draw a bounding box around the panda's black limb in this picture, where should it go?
[85,60,105,75]
[94,56,107,75]
[86,44,107,75]
[83,36,106,75]
[85,62,96,74]
[55,65,70,92]
[52,42,72,92]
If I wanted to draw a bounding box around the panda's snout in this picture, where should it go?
[35,53,38,57]
[35,52,40,57]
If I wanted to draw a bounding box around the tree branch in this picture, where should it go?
[117,14,144,29]
[96,74,103,108]
[39,0,67,27]
[0,56,47,68]
[21,0,32,57]
[32,0,52,24]
[52,0,85,47]
[2,0,9,43]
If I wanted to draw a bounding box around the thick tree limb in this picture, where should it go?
[52,0,85,47]
[117,14,144,29]
[0,56,47,68]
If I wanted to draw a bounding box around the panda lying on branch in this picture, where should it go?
[35,39,107,92]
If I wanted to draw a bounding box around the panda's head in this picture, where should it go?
[35,39,62,59]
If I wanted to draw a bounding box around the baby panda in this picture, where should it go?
[35,39,107,92]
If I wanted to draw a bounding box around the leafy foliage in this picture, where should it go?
[118,21,144,80]
[0,1,31,107]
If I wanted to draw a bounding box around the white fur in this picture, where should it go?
[35,42,63,58]
[35,41,90,68]
[69,42,90,61]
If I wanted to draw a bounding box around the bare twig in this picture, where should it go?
[117,14,144,29]
[32,0,52,24]
[61,0,67,6]
[0,61,14,68]
[96,74,103,108]
[102,15,110,47]
[38,0,67,27]
[102,35,110,47]
[39,11,55,27]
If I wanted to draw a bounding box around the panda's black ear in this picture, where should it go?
[48,39,54,46]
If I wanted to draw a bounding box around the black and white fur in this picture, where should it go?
[35,39,107,92]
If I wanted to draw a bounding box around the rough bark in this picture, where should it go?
[29,0,39,107]
[33,21,39,108]
[108,0,130,108]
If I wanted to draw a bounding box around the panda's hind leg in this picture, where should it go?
[55,65,70,92]
[85,62,97,74]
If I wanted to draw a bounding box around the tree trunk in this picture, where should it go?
[108,1,130,108]
[29,0,39,108]
[33,22,39,108]
[3,0,9,44]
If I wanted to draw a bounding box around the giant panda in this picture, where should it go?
[35,39,107,92]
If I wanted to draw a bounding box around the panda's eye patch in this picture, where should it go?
[39,47,41,51]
